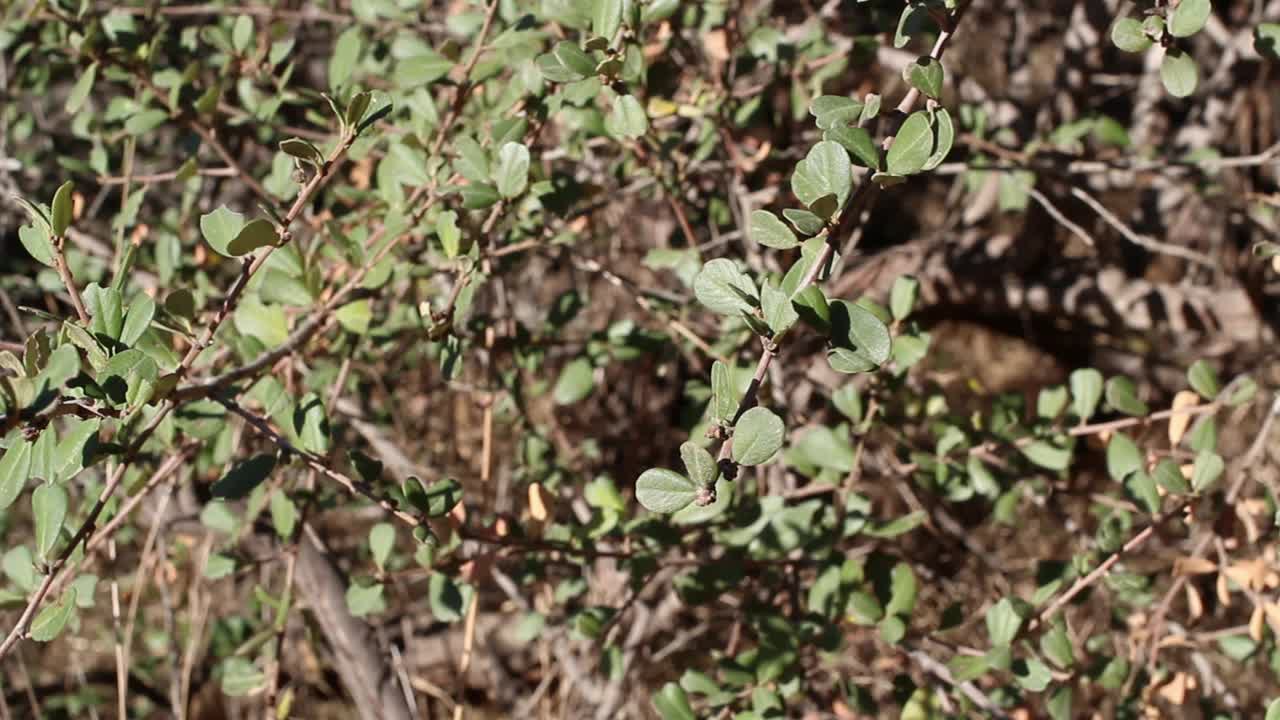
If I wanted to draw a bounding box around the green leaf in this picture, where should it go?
[335,299,372,335]
[422,477,463,517]
[220,656,265,696]
[0,439,33,511]
[1127,471,1160,514]
[1021,440,1071,471]
[231,14,253,51]
[32,482,67,560]
[436,210,462,258]
[345,90,373,128]
[760,282,798,335]
[280,137,324,165]
[89,285,124,340]
[270,490,297,539]
[808,95,863,129]
[1226,376,1257,406]
[428,572,470,622]
[69,574,98,608]
[227,218,278,256]
[1160,50,1198,97]
[1111,17,1152,52]
[1169,0,1211,37]
[212,454,276,499]
[538,42,595,82]
[824,125,880,170]
[651,682,696,720]
[1069,368,1103,419]
[635,468,697,513]
[1105,433,1142,481]
[801,141,852,208]
[693,259,757,317]
[750,210,799,249]
[886,111,933,176]
[19,221,55,267]
[679,441,717,488]
[903,56,944,99]
[394,51,454,88]
[30,588,77,642]
[885,563,917,617]
[234,298,288,347]
[54,418,99,481]
[783,208,825,236]
[294,392,330,454]
[949,654,990,683]
[1191,450,1224,492]
[1041,623,1075,669]
[329,27,363,89]
[204,553,235,580]
[199,205,246,258]
[493,142,531,199]
[594,0,624,41]
[1152,458,1190,494]
[879,615,906,645]
[894,2,934,48]
[1265,698,1280,720]
[890,276,919,321]
[672,477,732,525]
[553,357,595,405]
[459,183,500,210]
[732,406,785,466]
[370,522,395,571]
[119,295,155,348]
[1013,657,1053,692]
[711,361,739,425]
[1187,359,1220,399]
[50,181,74,237]
[986,597,1024,647]
[923,107,955,171]
[345,582,386,617]
[3,546,35,592]
[39,344,80,390]
[1106,376,1148,416]
[827,300,891,373]
[125,109,168,135]
[65,62,97,115]
[165,289,196,321]
[1047,685,1073,720]
[605,94,648,140]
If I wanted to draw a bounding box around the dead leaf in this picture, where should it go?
[1263,602,1280,634]
[1224,557,1269,591]
[1168,390,1200,446]
[1186,583,1204,620]
[702,29,730,64]
[1156,671,1192,705]
[528,482,551,522]
[1250,604,1266,642]
[1173,556,1217,576]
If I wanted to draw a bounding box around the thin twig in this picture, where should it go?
[1069,185,1216,267]
[50,231,90,325]
[1028,187,1095,247]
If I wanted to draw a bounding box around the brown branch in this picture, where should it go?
[50,233,90,325]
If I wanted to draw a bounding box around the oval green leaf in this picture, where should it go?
[732,406,785,466]
[635,468,697,514]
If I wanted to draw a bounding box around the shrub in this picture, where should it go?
[1,0,1279,717]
